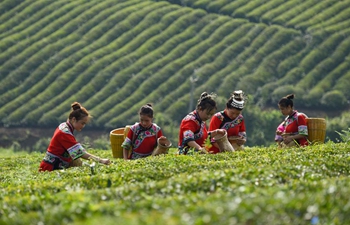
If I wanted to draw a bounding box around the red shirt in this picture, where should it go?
[47,122,86,161]
[122,123,163,159]
[284,111,308,146]
[178,110,208,155]
[208,110,246,154]
[39,121,86,171]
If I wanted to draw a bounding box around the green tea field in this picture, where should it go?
[1,0,350,147]
[1,143,350,225]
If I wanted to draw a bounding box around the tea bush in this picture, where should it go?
[1,143,350,224]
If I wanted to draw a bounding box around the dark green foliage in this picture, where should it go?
[321,90,348,110]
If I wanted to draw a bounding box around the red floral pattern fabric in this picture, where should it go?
[122,122,163,159]
[39,121,86,171]
[178,110,208,155]
[208,110,246,154]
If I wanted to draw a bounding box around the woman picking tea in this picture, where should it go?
[122,104,169,160]
[276,94,308,147]
[208,90,247,153]
[178,92,224,155]
[39,102,111,172]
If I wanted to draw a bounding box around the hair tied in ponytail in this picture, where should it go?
[71,102,82,111]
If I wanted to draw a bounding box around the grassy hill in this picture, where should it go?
[1,0,350,146]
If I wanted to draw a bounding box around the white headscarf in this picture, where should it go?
[230,90,245,109]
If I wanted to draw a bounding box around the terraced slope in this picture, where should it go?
[0,0,349,132]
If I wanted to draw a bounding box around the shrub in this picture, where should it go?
[192,0,211,10]
[219,1,247,15]
[32,138,51,153]
[327,112,350,141]
[334,72,350,99]
[92,135,110,150]
[260,0,299,23]
[206,0,228,13]
[259,82,280,106]
[10,141,21,152]
[336,128,350,143]
[270,85,306,105]
[321,90,348,110]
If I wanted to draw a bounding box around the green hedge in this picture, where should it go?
[33,2,176,125]
[4,139,350,223]
[307,7,350,33]
[0,0,52,36]
[260,1,300,24]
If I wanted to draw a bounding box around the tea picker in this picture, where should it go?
[208,90,247,153]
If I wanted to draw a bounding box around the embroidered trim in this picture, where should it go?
[231,99,244,109]
[43,152,70,168]
[221,114,244,130]
[130,151,152,159]
[67,143,86,160]
[284,110,308,136]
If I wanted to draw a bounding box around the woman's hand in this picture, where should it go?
[283,135,294,144]
[236,138,246,146]
[99,158,111,165]
[228,135,245,146]
[209,129,226,137]
[198,147,208,154]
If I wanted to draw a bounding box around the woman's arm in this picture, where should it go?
[81,152,111,165]
[187,140,207,153]
[123,148,129,160]
[206,129,226,152]
[283,134,307,144]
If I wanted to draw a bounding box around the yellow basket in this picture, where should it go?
[124,125,131,140]
[123,125,132,158]
[110,128,125,158]
[307,118,326,144]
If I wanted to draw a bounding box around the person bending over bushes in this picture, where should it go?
[208,90,247,153]
[39,102,110,172]
[122,104,169,160]
[178,92,225,155]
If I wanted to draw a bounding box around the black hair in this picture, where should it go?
[69,102,90,121]
[278,94,294,108]
[196,92,217,112]
[139,103,154,118]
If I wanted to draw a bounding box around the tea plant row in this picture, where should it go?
[1,143,350,224]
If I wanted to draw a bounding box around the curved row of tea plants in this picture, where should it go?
[1,0,350,147]
[166,0,350,32]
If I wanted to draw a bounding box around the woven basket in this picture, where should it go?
[307,118,326,144]
[152,138,172,156]
[213,130,234,152]
[123,125,132,158]
[110,128,125,158]
[124,125,131,140]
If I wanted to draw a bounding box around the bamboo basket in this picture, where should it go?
[123,125,132,158]
[152,137,172,156]
[307,118,326,144]
[110,128,125,158]
[228,136,244,151]
[213,130,234,152]
[124,125,131,140]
